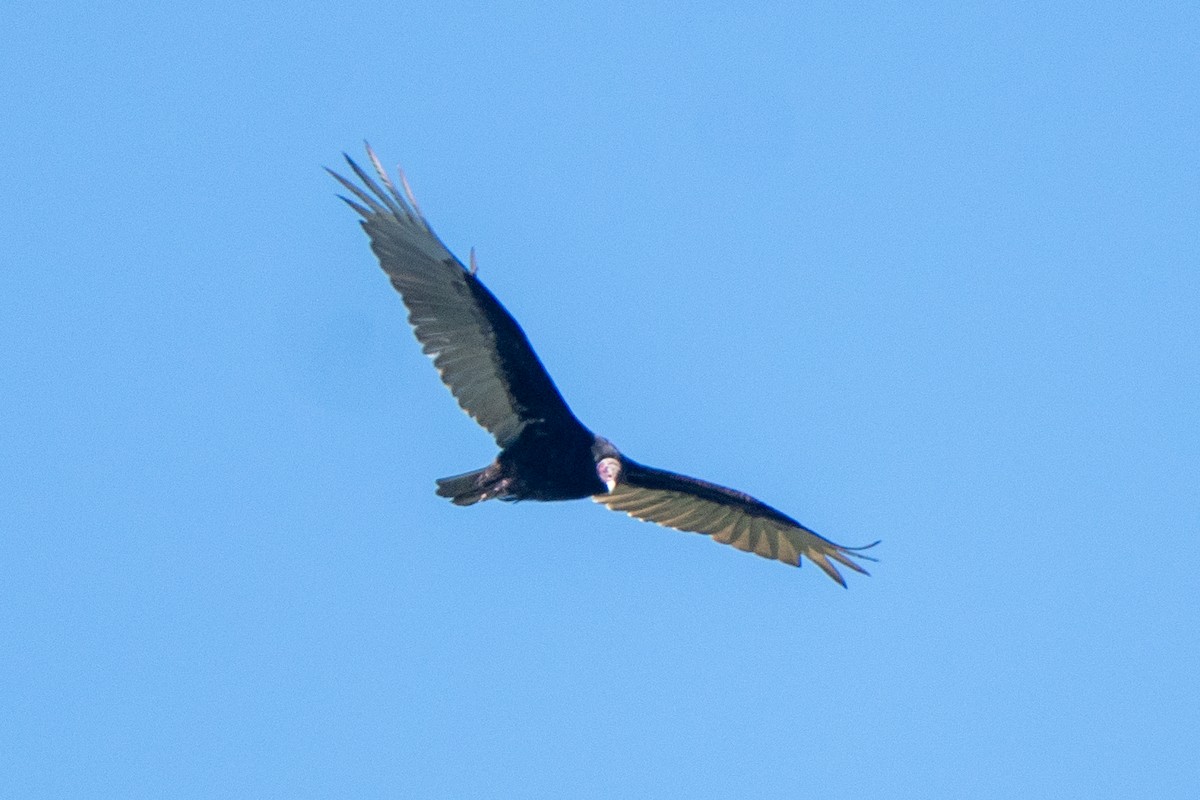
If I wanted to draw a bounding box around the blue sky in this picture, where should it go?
[3,1,1197,797]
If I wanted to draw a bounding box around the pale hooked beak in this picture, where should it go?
[596,457,621,492]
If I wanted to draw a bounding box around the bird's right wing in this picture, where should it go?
[595,459,878,585]
[329,146,581,448]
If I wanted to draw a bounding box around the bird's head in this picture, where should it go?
[591,437,623,492]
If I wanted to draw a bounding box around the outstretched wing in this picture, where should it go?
[329,145,581,448]
[595,459,877,585]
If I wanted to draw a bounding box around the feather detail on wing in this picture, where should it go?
[594,459,878,585]
[328,144,580,447]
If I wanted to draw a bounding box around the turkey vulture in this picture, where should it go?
[329,146,878,585]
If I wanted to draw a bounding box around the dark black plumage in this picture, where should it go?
[329,145,878,585]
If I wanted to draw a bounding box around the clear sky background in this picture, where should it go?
[3,2,1197,798]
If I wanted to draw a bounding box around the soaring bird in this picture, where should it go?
[329,146,878,585]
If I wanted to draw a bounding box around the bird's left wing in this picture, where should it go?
[328,146,581,448]
[595,459,877,585]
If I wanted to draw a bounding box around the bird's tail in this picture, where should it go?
[435,463,511,506]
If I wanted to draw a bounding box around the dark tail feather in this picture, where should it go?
[435,464,510,506]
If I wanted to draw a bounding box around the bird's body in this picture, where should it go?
[437,423,607,505]
[330,146,877,585]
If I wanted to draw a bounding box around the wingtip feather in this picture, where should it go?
[826,547,872,576]
[335,193,373,218]
[344,152,407,218]
[364,142,404,206]
[328,164,387,215]
[397,167,425,220]
[808,551,849,587]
